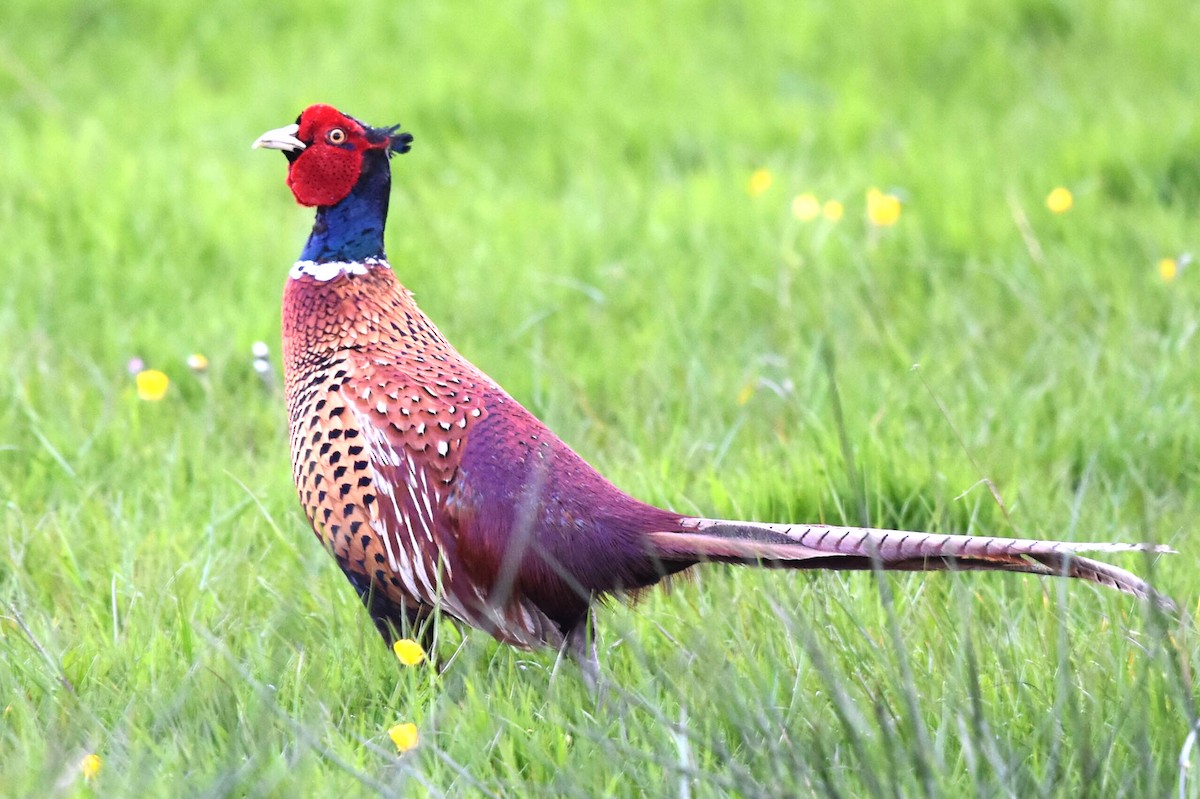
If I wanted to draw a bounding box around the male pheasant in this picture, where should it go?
[254,104,1171,682]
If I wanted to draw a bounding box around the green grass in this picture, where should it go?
[2,0,1199,795]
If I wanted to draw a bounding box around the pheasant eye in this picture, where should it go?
[327,128,347,144]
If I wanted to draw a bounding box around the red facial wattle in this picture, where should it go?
[287,145,363,207]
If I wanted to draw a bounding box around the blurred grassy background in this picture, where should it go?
[1,0,1198,796]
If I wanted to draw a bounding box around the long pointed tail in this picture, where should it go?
[649,518,1176,610]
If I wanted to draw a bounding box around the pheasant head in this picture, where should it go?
[254,103,413,207]
[254,104,413,263]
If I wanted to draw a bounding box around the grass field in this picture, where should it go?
[2,0,1199,795]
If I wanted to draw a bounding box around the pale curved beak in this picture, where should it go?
[252,123,305,152]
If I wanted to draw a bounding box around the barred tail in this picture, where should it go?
[649,518,1176,610]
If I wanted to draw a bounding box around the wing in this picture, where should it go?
[341,356,565,649]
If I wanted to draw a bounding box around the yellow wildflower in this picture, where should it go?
[1159,258,1178,282]
[736,382,756,406]
[392,638,426,666]
[790,193,820,221]
[1045,186,1073,213]
[822,199,844,221]
[388,722,419,753]
[186,353,209,373]
[81,753,102,780]
[866,188,901,227]
[135,369,169,401]
[747,168,773,196]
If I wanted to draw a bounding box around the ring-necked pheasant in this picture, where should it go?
[254,104,1172,683]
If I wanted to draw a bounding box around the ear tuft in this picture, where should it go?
[374,124,413,156]
[390,131,414,155]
